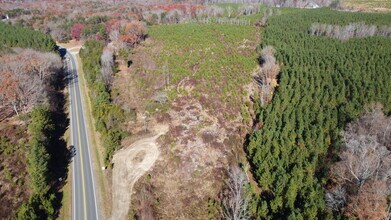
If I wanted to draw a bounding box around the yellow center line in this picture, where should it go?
[73,60,88,220]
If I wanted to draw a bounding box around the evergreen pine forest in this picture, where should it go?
[0,22,56,52]
[247,8,391,219]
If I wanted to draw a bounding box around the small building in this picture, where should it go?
[305,2,320,9]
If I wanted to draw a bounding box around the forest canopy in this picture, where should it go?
[247,8,391,219]
[0,22,56,52]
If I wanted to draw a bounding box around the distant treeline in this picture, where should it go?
[310,22,391,40]
[205,0,333,7]
[247,8,391,219]
[0,22,56,52]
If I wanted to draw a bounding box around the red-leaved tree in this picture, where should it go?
[71,23,85,40]
[120,21,146,48]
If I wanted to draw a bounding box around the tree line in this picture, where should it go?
[205,0,334,7]
[310,22,391,41]
[16,106,57,219]
[0,22,56,52]
[247,8,391,219]
[0,23,68,219]
[79,40,126,167]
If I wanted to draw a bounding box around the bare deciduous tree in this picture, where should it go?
[0,71,20,115]
[109,29,120,43]
[239,5,259,16]
[195,6,224,18]
[222,166,250,220]
[0,49,61,115]
[255,45,280,106]
[348,105,391,150]
[327,108,391,218]
[338,134,390,186]
[333,108,391,187]
[34,52,62,80]
[226,6,233,18]
[325,185,346,211]
[101,47,115,89]
[310,22,391,41]
[345,180,388,220]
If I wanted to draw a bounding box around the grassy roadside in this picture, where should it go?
[56,54,72,220]
[75,53,111,219]
[58,127,71,220]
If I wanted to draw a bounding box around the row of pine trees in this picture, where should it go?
[247,8,391,219]
[0,22,56,52]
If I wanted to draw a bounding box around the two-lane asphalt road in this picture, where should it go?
[66,50,99,220]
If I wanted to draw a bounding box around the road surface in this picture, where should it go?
[66,50,99,220]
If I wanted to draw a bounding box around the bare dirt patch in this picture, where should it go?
[131,95,246,219]
[57,40,83,53]
[111,124,168,220]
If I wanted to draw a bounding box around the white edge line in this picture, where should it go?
[72,52,100,220]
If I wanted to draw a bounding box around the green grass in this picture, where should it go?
[344,0,391,11]
[146,23,258,117]
[238,13,263,23]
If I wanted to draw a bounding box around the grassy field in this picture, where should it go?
[123,22,261,219]
[144,24,258,118]
[343,0,391,11]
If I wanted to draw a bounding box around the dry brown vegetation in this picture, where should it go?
[254,45,280,106]
[0,48,62,117]
[111,125,168,220]
[0,49,62,218]
[326,105,391,219]
[0,121,30,219]
[152,97,242,218]
[110,23,258,219]
[342,0,391,12]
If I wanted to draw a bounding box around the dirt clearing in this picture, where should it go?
[111,124,168,220]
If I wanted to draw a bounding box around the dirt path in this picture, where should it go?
[111,124,168,220]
